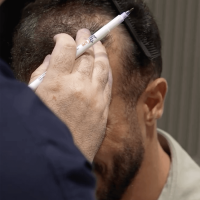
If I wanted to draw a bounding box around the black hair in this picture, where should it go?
[12,0,162,105]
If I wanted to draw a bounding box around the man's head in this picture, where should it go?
[12,0,167,199]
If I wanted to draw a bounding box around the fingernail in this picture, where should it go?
[76,28,91,42]
[53,35,58,42]
[78,28,91,34]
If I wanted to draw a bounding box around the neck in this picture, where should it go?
[122,126,171,200]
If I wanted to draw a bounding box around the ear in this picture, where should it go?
[144,78,168,126]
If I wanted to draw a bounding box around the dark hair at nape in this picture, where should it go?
[12,0,162,105]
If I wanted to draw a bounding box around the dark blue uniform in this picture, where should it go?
[0,59,96,200]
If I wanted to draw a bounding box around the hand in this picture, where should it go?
[29,29,112,162]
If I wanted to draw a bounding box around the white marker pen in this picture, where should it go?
[29,8,133,91]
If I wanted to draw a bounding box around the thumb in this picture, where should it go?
[29,55,51,84]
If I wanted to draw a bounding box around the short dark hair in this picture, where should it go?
[12,0,162,105]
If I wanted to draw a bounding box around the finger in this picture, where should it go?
[92,41,110,89]
[104,77,112,104]
[108,67,113,88]
[48,33,76,75]
[74,29,94,78]
[29,55,51,84]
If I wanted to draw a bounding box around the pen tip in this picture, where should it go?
[129,8,134,13]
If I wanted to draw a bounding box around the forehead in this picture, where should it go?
[104,26,131,93]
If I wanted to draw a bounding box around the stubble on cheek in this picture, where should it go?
[93,109,145,200]
[94,136,144,200]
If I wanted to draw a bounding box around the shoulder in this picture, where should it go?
[158,129,200,200]
[0,58,15,78]
[0,59,96,200]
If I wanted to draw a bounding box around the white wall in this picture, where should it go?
[146,0,200,164]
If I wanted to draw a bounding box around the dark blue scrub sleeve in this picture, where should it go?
[0,59,96,200]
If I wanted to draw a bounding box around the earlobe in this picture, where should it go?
[144,78,168,126]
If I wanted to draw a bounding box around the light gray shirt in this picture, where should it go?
[158,129,200,200]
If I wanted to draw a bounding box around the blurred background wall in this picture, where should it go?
[0,0,34,65]
[146,0,200,164]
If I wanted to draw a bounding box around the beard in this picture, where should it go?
[93,111,145,200]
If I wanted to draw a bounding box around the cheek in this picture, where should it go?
[94,97,133,163]
[94,100,127,163]
[106,96,132,143]
[93,136,116,172]
[136,101,146,141]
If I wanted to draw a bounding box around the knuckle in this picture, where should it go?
[79,53,92,62]
[70,83,85,98]
[73,85,83,95]
[94,61,109,86]
[95,71,109,87]
[53,53,73,72]
[53,54,65,68]
[95,60,107,72]
[30,71,39,81]
[93,101,104,116]
[48,78,62,92]
[71,88,90,109]
[56,34,76,48]
[77,28,91,36]
[76,55,93,76]
[62,40,76,50]
[42,74,63,92]
[99,75,108,87]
